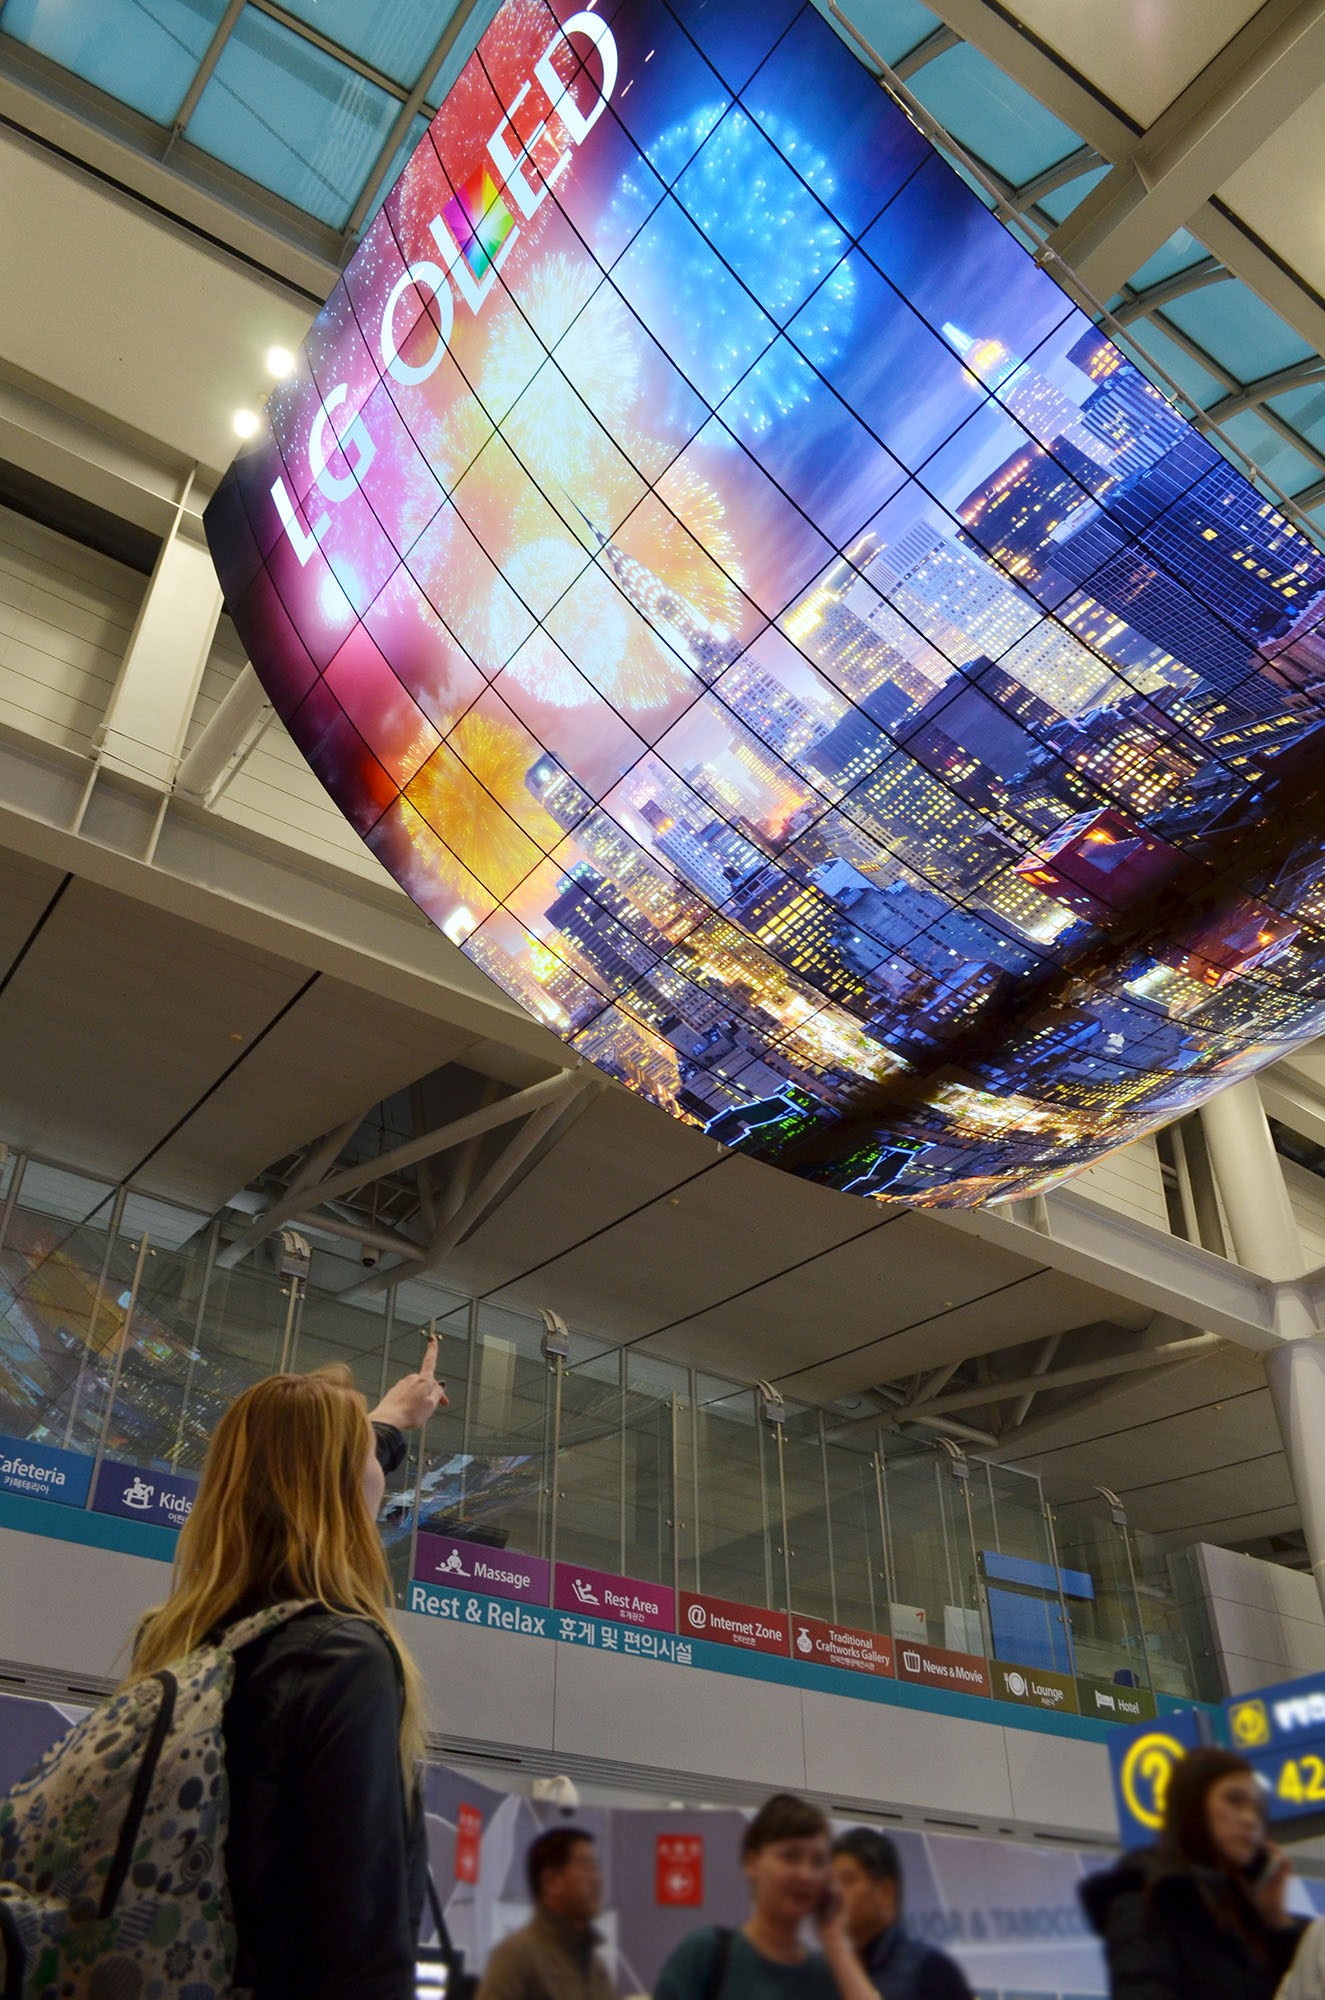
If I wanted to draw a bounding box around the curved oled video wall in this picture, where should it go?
[204,0,1325,1209]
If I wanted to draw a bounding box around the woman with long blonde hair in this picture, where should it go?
[128,1360,440,2000]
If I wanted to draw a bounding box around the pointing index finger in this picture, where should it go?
[419,1331,440,1380]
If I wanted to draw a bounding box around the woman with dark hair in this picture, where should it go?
[1080,1746,1306,2000]
[654,1793,880,2000]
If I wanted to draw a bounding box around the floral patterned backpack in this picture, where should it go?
[0,1601,317,2000]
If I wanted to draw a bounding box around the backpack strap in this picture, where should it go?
[216,1599,324,1655]
[703,1928,735,2000]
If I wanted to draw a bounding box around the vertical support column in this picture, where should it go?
[1266,1341,1325,1621]
[1199,1079,1303,1278]
[80,495,223,803]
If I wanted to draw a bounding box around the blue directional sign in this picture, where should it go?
[1227,1672,1325,1828]
[1109,1708,1211,1849]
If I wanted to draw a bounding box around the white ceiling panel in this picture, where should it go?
[1002,0,1265,126]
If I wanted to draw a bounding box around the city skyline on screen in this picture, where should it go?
[205,0,1325,1208]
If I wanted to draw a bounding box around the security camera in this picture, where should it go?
[532,1775,580,1815]
[360,1244,381,1269]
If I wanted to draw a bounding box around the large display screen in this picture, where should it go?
[205,0,1325,1208]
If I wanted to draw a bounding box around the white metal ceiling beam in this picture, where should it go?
[173,663,274,807]
[902,1331,1223,1420]
[215,1070,581,1269]
[347,1076,598,1298]
[1044,0,1325,300]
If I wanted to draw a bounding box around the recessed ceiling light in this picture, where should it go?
[232,408,260,439]
[266,345,295,379]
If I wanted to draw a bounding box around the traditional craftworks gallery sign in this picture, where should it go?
[792,1614,894,1678]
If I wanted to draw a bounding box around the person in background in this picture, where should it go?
[1080,1746,1306,2000]
[477,1827,615,2000]
[832,1828,972,2000]
[654,1793,882,2000]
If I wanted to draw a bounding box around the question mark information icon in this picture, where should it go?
[1109,1711,1207,1848]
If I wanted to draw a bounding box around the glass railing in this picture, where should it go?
[0,1147,1208,1703]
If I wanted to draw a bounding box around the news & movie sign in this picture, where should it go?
[894,1640,990,1697]
[791,1614,893,1678]
[414,1531,550,1604]
[553,1560,674,1630]
[680,1591,789,1656]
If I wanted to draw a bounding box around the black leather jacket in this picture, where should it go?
[223,1604,427,2000]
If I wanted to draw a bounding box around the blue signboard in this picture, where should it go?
[1109,1708,1211,1849]
[92,1459,197,1531]
[0,1433,93,1508]
[1226,1672,1325,1827]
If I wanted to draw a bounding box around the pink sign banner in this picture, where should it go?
[414,1531,550,1605]
[553,1561,675,1630]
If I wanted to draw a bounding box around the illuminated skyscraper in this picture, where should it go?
[572,502,743,685]
[1049,431,1325,709]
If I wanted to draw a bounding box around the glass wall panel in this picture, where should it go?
[968,1462,1067,1671]
[622,1351,681,1588]
[1052,1498,1153,1692]
[0,1199,117,1448]
[781,1406,834,1621]
[883,1448,984,1655]
[451,1301,553,1561]
[99,1226,217,1472]
[683,1378,772,1606]
[555,1339,624,1573]
[823,1434,887,1633]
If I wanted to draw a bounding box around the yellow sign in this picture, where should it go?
[1229,1699,1271,1749]
[1119,1731,1189,1831]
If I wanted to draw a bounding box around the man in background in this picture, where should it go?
[832,1828,972,2000]
[477,1828,614,2000]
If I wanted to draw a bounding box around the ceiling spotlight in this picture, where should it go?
[232,408,260,439]
[265,345,295,379]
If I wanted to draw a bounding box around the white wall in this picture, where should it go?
[0,1519,1116,1841]
[1195,1541,1325,1693]
[0,505,144,757]
[1068,1133,1170,1230]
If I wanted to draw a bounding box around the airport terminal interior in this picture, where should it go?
[10,0,1325,1988]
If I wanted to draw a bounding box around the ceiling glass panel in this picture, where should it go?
[360,110,430,230]
[275,0,449,87]
[1269,383,1325,456]
[1125,228,1210,296]
[908,42,1081,184]
[2,0,228,124]
[1217,408,1324,497]
[1160,279,1316,384]
[185,5,399,227]
[813,0,940,65]
[1034,164,1108,224]
[1117,322,1225,410]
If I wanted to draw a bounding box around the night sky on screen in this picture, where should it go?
[206,0,1325,1208]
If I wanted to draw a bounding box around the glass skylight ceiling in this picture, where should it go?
[2,0,1324,538]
